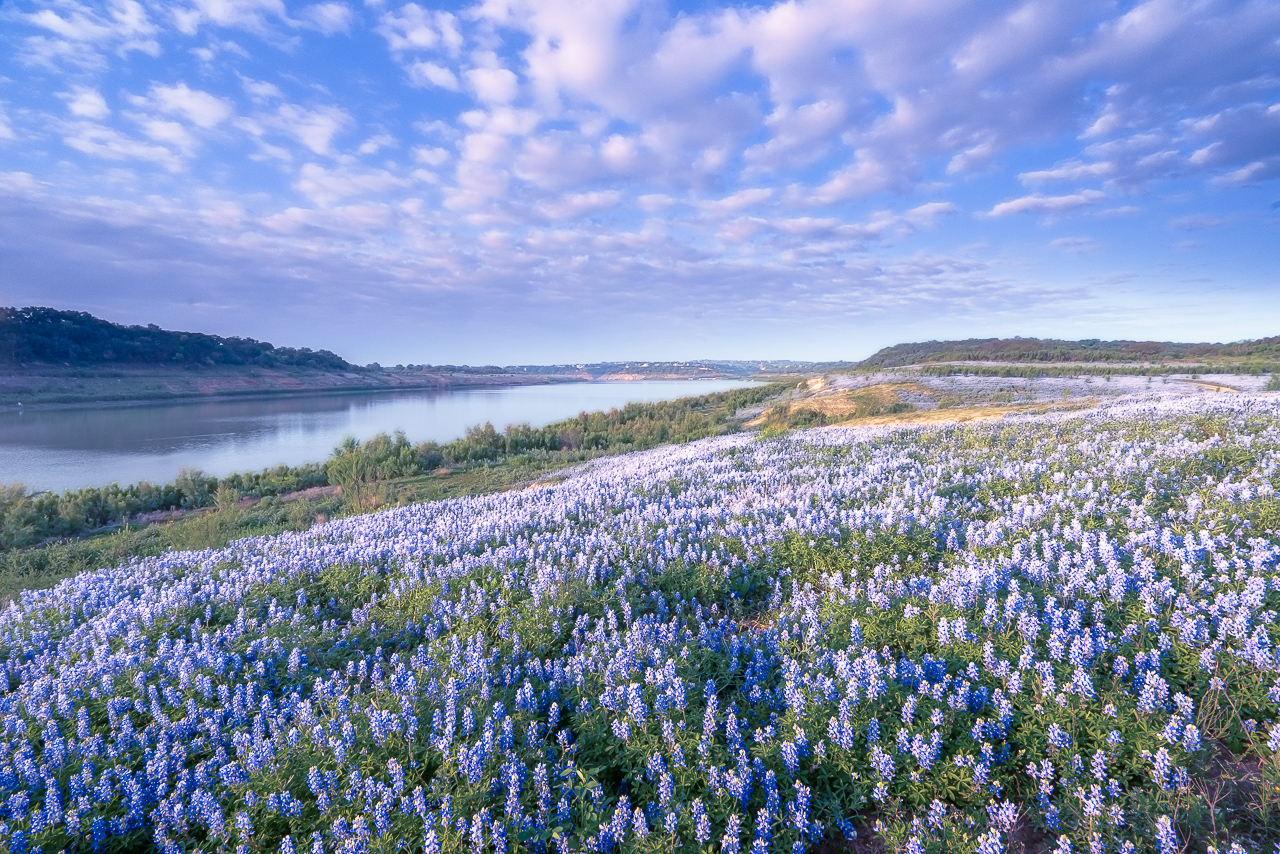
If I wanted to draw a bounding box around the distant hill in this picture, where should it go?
[0,306,354,370]
[0,307,854,379]
[858,336,1280,368]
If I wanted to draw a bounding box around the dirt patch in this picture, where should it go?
[279,485,342,502]
[133,508,187,524]
[1179,379,1240,393]
[747,383,923,428]
[523,478,567,490]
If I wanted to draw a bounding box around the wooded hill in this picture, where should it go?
[0,306,354,370]
[859,335,1280,368]
[1,307,852,378]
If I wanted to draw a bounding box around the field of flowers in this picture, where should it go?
[2,394,1280,854]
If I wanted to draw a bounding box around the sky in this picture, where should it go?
[1,0,1279,365]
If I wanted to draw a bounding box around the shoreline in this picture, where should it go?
[1,365,776,411]
[0,375,579,412]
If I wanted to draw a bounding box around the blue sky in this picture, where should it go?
[1,0,1278,365]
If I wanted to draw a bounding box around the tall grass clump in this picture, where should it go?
[0,395,1278,853]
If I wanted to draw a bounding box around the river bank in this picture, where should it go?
[0,364,582,409]
[0,361,810,409]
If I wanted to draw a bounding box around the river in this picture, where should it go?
[0,380,760,493]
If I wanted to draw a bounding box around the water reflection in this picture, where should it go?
[0,380,758,492]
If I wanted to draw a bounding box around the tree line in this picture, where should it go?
[860,335,1280,368]
[0,306,354,370]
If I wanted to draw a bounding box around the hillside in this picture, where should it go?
[0,307,846,406]
[2,394,1279,853]
[859,334,1280,368]
[0,306,354,370]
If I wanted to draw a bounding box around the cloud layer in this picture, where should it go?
[1,0,1278,361]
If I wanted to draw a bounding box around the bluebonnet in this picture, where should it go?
[0,394,1275,854]
[692,798,711,845]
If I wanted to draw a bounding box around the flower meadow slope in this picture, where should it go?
[3,396,1280,854]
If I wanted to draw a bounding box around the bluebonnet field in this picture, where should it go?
[2,394,1280,854]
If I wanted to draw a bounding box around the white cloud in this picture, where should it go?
[359,133,397,155]
[413,146,450,166]
[1019,161,1113,185]
[377,4,459,52]
[1186,103,1280,184]
[767,201,955,244]
[147,83,234,128]
[7,0,1280,355]
[637,193,676,211]
[900,201,958,228]
[138,118,198,153]
[988,190,1106,217]
[271,104,352,155]
[599,134,639,172]
[26,6,114,41]
[192,38,249,64]
[744,99,847,173]
[25,0,157,44]
[241,77,283,102]
[700,187,773,215]
[294,163,409,206]
[513,132,599,190]
[19,0,160,64]
[63,88,111,119]
[262,203,394,235]
[63,123,182,170]
[1050,236,1101,255]
[177,0,287,34]
[300,3,352,35]
[467,66,519,105]
[807,154,897,204]
[408,62,460,91]
[538,189,622,219]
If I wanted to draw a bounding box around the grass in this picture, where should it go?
[0,449,612,604]
[8,397,1280,853]
[751,384,918,430]
[0,491,346,605]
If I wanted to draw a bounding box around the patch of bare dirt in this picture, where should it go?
[818,400,1097,429]
[1179,379,1240,393]
[279,484,342,502]
[133,508,187,524]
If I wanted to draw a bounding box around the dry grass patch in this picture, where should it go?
[749,383,923,429]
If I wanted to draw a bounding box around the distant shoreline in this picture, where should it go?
[0,378,552,412]
[0,365,774,411]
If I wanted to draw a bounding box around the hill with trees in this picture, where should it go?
[859,334,1280,368]
[0,306,354,370]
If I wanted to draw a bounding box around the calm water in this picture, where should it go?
[0,380,759,493]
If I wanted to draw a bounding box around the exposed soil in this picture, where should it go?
[279,485,343,503]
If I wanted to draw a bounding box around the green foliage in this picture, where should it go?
[862,334,1280,369]
[6,401,1280,852]
[0,383,788,592]
[0,491,345,605]
[0,461,326,552]
[0,305,354,368]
